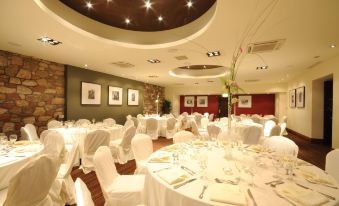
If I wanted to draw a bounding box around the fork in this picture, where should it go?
[199,184,208,199]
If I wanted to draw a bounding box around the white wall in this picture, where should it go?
[287,54,339,148]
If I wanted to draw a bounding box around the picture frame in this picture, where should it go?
[197,96,208,107]
[108,86,123,105]
[184,96,194,107]
[127,89,139,106]
[296,86,305,108]
[238,95,252,108]
[289,89,296,108]
[81,82,101,105]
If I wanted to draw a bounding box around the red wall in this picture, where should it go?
[180,95,219,115]
[233,94,275,116]
[180,94,275,116]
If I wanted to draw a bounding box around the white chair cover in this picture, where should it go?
[103,118,116,126]
[82,130,110,173]
[200,117,209,129]
[75,178,95,206]
[220,117,228,124]
[47,120,63,129]
[269,125,281,137]
[4,155,59,206]
[126,114,132,120]
[124,119,134,131]
[279,122,288,136]
[194,114,203,127]
[280,116,287,124]
[242,126,262,145]
[203,112,209,118]
[181,112,188,117]
[208,113,214,122]
[94,146,145,206]
[326,149,339,182]
[190,120,199,136]
[146,118,158,140]
[250,116,261,124]
[264,120,276,137]
[75,119,91,127]
[137,114,143,119]
[131,134,153,174]
[263,136,299,156]
[20,127,29,141]
[23,123,39,141]
[173,131,195,144]
[110,126,136,164]
[42,130,66,162]
[40,129,53,143]
[131,117,139,128]
[207,125,221,140]
[165,117,177,139]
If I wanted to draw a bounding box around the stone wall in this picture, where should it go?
[143,83,165,114]
[0,50,64,136]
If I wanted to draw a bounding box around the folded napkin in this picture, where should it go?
[297,167,336,186]
[162,145,179,152]
[247,144,264,153]
[13,144,40,153]
[157,167,188,185]
[14,140,32,146]
[209,184,247,206]
[275,182,329,206]
[149,156,170,163]
[192,140,205,146]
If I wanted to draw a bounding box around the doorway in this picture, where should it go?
[323,80,333,146]
[218,96,228,118]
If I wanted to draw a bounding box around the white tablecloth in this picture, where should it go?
[0,142,43,190]
[139,117,169,137]
[145,142,339,206]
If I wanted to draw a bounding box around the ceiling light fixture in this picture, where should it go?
[256,66,268,70]
[147,59,160,63]
[187,1,193,8]
[148,75,159,78]
[86,2,93,8]
[158,16,163,21]
[125,18,130,24]
[206,51,220,57]
[84,64,88,67]
[203,65,206,69]
[194,82,199,85]
[330,44,336,48]
[37,36,62,46]
[144,0,152,9]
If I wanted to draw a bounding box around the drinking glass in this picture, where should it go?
[271,154,282,179]
[9,134,17,145]
[198,153,208,179]
[0,133,8,144]
[283,155,296,181]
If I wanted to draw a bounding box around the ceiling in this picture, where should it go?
[0,0,338,88]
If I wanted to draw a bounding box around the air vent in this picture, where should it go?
[247,39,285,54]
[244,79,260,83]
[111,61,135,68]
[175,55,188,60]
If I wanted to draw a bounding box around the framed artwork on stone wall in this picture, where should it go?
[289,89,296,108]
[81,82,101,105]
[108,86,123,105]
[197,96,208,107]
[296,86,305,108]
[238,95,252,108]
[184,96,194,107]
[128,89,139,106]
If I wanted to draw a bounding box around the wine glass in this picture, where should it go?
[9,134,17,145]
[198,153,208,179]
[271,153,282,179]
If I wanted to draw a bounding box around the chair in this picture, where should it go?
[131,134,153,174]
[207,125,221,140]
[93,146,145,206]
[200,117,209,129]
[20,123,39,141]
[47,120,63,129]
[81,130,110,173]
[181,112,188,117]
[124,119,134,131]
[75,119,91,127]
[146,118,158,140]
[42,130,66,162]
[242,126,262,145]
[173,131,195,143]
[263,136,299,156]
[250,116,261,124]
[40,129,53,143]
[280,115,287,124]
[110,126,136,164]
[325,149,339,182]
[208,113,214,122]
[220,117,228,124]
[3,155,60,206]
[194,114,203,127]
[75,178,95,206]
[203,112,209,118]
[131,117,139,128]
[264,120,276,137]
[279,122,287,136]
[103,118,116,126]
[269,125,281,137]
[137,114,143,119]
[165,117,177,139]
[126,114,132,120]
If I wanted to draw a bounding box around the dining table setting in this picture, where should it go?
[144,140,339,206]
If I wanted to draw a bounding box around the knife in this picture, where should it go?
[296,183,336,200]
[247,189,258,206]
[181,166,196,175]
[174,178,197,189]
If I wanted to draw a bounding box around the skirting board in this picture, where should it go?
[286,128,323,143]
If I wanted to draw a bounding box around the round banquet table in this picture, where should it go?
[145,142,339,206]
[0,142,43,190]
[139,117,169,137]
[210,121,264,138]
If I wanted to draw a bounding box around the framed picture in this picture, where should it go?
[127,89,139,106]
[238,95,252,108]
[197,96,208,107]
[184,96,194,107]
[81,82,101,105]
[108,86,123,105]
[289,89,296,108]
[296,86,305,108]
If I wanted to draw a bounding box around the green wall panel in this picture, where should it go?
[66,65,144,124]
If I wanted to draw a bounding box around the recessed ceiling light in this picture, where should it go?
[206,51,220,57]
[330,44,336,48]
[37,36,62,46]
[314,55,320,59]
[86,2,93,8]
[147,59,160,63]
[203,65,206,69]
[148,75,159,78]
[194,82,199,85]
[84,64,88,67]
[144,0,152,9]
[187,1,193,8]
[158,16,163,21]
[256,66,268,70]
[207,80,214,83]
[125,18,130,24]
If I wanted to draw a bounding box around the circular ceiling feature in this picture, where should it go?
[59,0,216,32]
[169,65,229,79]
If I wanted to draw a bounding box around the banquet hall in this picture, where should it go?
[0,0,339,205]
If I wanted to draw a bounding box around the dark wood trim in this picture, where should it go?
[64,65,68,121]
[286,128,323,143]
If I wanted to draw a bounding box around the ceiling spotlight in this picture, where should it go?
[194,82,199,85]
[330,44,336,48]
[84,64,88,67]
[125,18,130,24]
[256,66,268,70]
[187,1,193,8]
[144,0,152,9]
[37,36,62,46]
[148,75,159,78]
[203,65,206,69]
[158,16,163,21]
[206,51,220,57]
[86,2,93,8]
[147,59,160,63]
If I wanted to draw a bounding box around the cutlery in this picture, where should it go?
[247,189,257,206]
[214,178,239,185]
[199,184,208,199]
[270,181,284,188]
[173,178,197,189]
[181,166,196,175]
[296,183,336,200]
[153,167,171,173]
[307,180,339,189]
